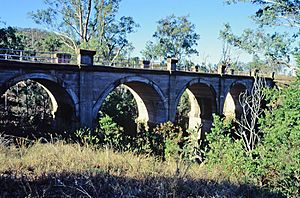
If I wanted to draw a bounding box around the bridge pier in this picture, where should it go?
[78,71,94,128]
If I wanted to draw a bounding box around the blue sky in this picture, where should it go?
[0,0,260,64]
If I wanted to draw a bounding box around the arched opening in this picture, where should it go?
[95,77,168,136]
[99,85,138,136]
[0,77,77,137]
[223,83,247,120]
[176,82,217,139]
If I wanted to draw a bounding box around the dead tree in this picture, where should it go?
[235,76,266,152]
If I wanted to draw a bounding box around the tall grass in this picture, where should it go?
[0,138,282,197]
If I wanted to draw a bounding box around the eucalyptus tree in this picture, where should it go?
[18,28,64,52]
[30,0,139,63]
[221,0,300,73]
[141,15,200,69]
[0,27,25,50]
[225,0,300,29]
[220,24,298,72]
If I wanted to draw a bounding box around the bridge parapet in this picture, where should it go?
[0,48,284,79]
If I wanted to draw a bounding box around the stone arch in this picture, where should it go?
[93,76,168,127]
[223,81,248,119]
[175,78,217,136]
[2,73,79,129]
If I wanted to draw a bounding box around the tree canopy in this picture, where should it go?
[221,0,299,74]
[0,27,24,50]
[225,0,300,29]
[141,15,200,68]
[30,0,139,63]
[220,24,298,72]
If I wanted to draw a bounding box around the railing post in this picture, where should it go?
[77,49,96,66]
[167,57,178,71]
[271,72,275,79]
[19,51,23,61]
[218,64,226,75]
[141,60,150,69]
[192,64,199,72]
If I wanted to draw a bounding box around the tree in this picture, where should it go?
[91,16,139,64]
[30,0,139,63]
[221,0,300,73]
[254,74,300,196]
[225,0,300,29]
[141,41,163,61]
[18,28,64,52]
[235,77,266,151]
[141,15,200,68]
[0,80,53,137]
[220,24,298,72]
[0,27,25,50]
[100,86,138,136]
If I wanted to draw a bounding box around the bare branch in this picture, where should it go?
[83,0,92,42]
[235,76,266,151]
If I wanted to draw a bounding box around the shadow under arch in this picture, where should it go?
[1,73,79,130]
[223,81,248,120]
[93,76,168,128]
[175,78,217,137]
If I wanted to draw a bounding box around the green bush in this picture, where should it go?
[206,79,300,196]
[152,121,183,159]
[74,128,100,145]
[97,113,125,150]
[254,81,300,196]
[205,115,255,180]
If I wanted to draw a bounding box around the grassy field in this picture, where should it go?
[0,137,283,197]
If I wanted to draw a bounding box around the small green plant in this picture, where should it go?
[74,128,100,145]
[97,113,125,150]
[152,121,182,159]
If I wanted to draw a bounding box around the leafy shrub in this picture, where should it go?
[205,115,255,180]
[152,121,183,159]
[100,87,138,136]
[74,128,100,146]
[97,113,126,150]
[254,81,300,196]
[206,79,300,196]
[129,121,162,156]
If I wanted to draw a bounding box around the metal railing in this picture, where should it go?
[0,48,290,78]
[0,48,76,64]
[93,57,170,70]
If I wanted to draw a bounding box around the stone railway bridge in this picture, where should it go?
[0,51,274,133]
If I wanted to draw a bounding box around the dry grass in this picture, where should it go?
[0,139,283,197]
[274,75,297,87]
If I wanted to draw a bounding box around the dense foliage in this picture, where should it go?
[0,80,53,137]
[141,15,200,69]
[222,0,299,74]
[0,26,24,50]
[220,24,298,73]
[30,0,139,63]
[206,77,300,196]
[100,87,138,136]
